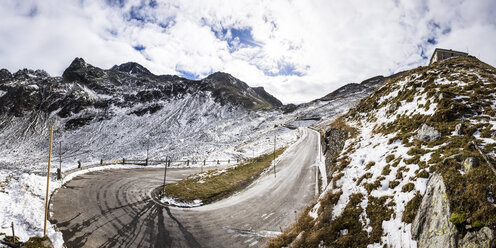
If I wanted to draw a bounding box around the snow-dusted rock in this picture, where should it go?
[411,174,457,248]
[454,123,464,136]
[463,157,479,172]
[414,124,441,142]
[387,101,400,115]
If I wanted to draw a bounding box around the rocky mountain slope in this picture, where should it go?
[0,57,386,173]
[0,57,392,247]
[294,72,405,130]
[0,58,286,171]
[269,56,496,247]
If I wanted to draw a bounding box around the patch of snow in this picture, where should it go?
[308,202,321,219]
[249,241,259,247]
[62,164,157,184]
[0,171,64,248]
[26,84,39,90]
[380,218,417,248]
[160,196,202,208]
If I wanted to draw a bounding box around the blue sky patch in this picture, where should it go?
[211,26,260,51]
[177,69,200,80]
[427,37,437,45]
[417,44,428,60]
[106,0,126,8]
[123,1,174,30]
[133,45,146,51]
[261,62,306,77]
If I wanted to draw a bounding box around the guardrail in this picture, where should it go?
[58,157,245,180]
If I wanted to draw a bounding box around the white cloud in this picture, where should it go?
[0,0,495,103]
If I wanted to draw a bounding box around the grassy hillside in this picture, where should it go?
[268,56,496,247]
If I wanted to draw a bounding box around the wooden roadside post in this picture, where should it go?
[202,159,205,172]
[145,141,149,166]
[11,222,15,245]
[57,141,62,180]
[44,125,54,237]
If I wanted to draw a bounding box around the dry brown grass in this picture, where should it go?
[163,148,286,204]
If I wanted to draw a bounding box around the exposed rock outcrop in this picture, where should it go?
[387,101,400,115]
[459,227,495,248]
[412,174,458,248]
[454,123,464,136]
[463,157,479,172]
[322,128,348,179]
[414,124,441,142]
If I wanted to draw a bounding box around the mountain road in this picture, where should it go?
[50,128,321,247]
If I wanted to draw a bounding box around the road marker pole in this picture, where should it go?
[163,156,168,191]
[11,222,15,245]
[145,141,149,166]
[44,125,54,237]
[58,141,62,180]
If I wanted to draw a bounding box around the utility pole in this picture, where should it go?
[44,125,54,237]
[58,141,62,180]
[145,141,149,166]
[11,222,15,245]
[273,135,276,178]
[163,156,168,189]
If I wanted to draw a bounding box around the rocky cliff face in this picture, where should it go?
[321,128,348,180]
[411,174,457,247]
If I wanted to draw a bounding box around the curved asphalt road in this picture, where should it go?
[50,128,320,248]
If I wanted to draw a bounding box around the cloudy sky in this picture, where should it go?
[1,0,495,103]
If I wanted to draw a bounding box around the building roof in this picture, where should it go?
[429,48,468,65]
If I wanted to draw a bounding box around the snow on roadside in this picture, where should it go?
[160,196,202,208]
[0,164,163,247]
[62,164,163,184]
[0,170,63,248]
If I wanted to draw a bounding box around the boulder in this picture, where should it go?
[463,157,479,172]
[411,174,458,248]
[454,123,464,136]
[443,153,462,164]
[459,227,495,248]
[414,124,441,142]
[387,101,400,115]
